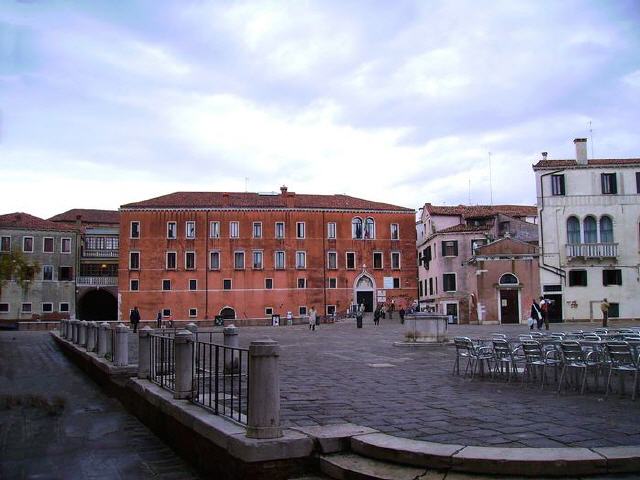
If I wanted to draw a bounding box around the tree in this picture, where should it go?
[0,249,41,293]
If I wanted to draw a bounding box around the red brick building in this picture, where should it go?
[119,187,417,323]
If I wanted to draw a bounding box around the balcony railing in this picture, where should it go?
[83,249,119,258]
[76,276,118,286]
[566,243,618,259]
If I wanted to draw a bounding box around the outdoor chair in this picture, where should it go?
[594,328,608,336]
[617,328,635,335]
[583,333,601,341]
[453,337,493,378]
[491,333,507,340]
[519,334,534,342]
[492,339,524,382]
[604,342,640,400]
[530,331,544,338]
[557,341,603,395]
[521,340,561,389]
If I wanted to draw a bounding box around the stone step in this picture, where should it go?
[319,452,428,480]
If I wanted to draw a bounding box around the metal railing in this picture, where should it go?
[76,276,118,286]
[566,243,618,259]
[150,334,176,392]
[192,340,249,424]
[83,249,119,258]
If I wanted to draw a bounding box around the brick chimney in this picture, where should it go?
[280,185,288,195]
[574,138,587,165]
[541,152,548,161]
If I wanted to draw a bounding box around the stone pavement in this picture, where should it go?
[0,331,199,480]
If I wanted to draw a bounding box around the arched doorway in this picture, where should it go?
[220,307,236,320]
[78,289,117,321]
[354,274,375,312]
[498,273,520,324]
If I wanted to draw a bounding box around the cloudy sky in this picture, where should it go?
[1,0,639,218]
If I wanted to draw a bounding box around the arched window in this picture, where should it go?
[499,273,518,285]
[600,216,613,243]
[364,218,375,239]
[567,216,581,244]
[352,217,363,239]
[220,307,236,319]
[583,216,597,243]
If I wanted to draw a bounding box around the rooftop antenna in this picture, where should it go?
[488,152,493,205]
[588,120,594,158]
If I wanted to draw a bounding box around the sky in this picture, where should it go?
[1,0,639,219]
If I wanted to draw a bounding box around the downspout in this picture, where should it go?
[322,211,327,317]
[205,210,209,319]
[538,168,566,281]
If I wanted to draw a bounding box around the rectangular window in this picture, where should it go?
[162,309,171,317]
[223,279,232,290]
[442,240,458,257]
[391,252,401,269]
[551,174,566,196]
[275,222,285,239]
[234,251,245,269]
[167,221,177,239]
[429,278,434,296]
[568,270,587,286]
[296,251,306,269]
[0,236,10,252]
[299,306,307,316]
[297,278,306,289]
[603,269,622,286]
[265,278,273,289]
[166,251,177,270]
[59,303,69,312]
[189,279,197,291]
[209,251,220,270]
[328,277,337,289]
[43,237,54,253]
[391,223,399,240]
[253,222,262,238]
[43,265,53,281]
[42,302,53,313]
[252,250,263,269]
[162,279,171,291]
[637,172,640,194]
[189,308,197,318]
[601,173,618,194]
[346,252,356,269]
[23,236,33,253]
[296,222,305,239]
[275,251,285,269]
[419,281,424,297]
[185,251,196,270]
[130,221,140,239]
[186,221,196,239]
[393,277,400,289]
[22,303,32,313]
[327,251,337,269]
[210,221,220,238]
[130,279,139,291]
[327,305,336,315]
[327,222,336,239]
[373,252,383,269]
[0,303,10,313]
[130,252,140,270]
[230,221,239,238]
[59,266,73,281]
[443,273,457,292]
[61,237,71,253]
[609,303,620,318]
[264,307,273,316]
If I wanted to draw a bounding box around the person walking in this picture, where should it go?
[309,306,317,331]
[130,306,141,333]
[539,296,550,330]
[530,299,542,330]
[399,307,406,324]
[601,298,610,328]
[356,303,364,328]
[156,311,162,329]
[373,306,380,326]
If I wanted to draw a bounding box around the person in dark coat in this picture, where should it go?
[373,306,380,326]
[130,306,141,333]
[399,308,406,324]
[530,299,542,330]
[156,311,162,329]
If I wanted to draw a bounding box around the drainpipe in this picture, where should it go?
[538,168,566,281]
[322,211,327,317]
[205,210,209,320]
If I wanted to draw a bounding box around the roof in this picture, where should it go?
[121,191,415,212]
[0,212,77,232]
[48,209,120,225]
[437,224,490,234]
[424,203,537,219]
[533,158,640,170]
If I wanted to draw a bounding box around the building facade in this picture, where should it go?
[118,187,417,323]
[0,213,77,322]
[416,203,538,324]
[534,138,640,321]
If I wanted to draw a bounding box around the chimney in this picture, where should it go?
[541,152,548,160]
[222,192,230,207]
[75,214,82,227]
[280,185,288,196]
[574,138,588,165]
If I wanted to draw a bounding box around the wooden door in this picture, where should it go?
[500,289,519,324]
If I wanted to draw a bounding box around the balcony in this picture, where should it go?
[566,243,618,259]
[82,249,119,258]
[76,276,118,287]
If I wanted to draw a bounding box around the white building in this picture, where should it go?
[533,138,640,322]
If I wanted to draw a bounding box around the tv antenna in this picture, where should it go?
[588,120,594,158]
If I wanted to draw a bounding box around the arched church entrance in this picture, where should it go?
[354,274,375,312]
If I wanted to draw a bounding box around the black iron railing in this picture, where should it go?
[192,340,249,424]
[149,334,176,391]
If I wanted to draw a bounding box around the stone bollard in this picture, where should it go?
[174,330,194,400]
[72,320,79,343]
[79,321,88,347]
[114,323,129,366]
[185,322,198,339]
[60,320,66,338]
[86,321,97,352]
[246,339,282,439]
[223,324,240,373]
[64,320,70,339]
[98,322,110,357]
[138,326,152,379]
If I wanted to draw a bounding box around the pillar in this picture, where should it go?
[246,339,282,439]
[79,320,88,347]
[98,322,110,357]
[72,320,79,343]
[86,321,97,352]
[223,324,239,373]
[174,330,194,400]
[138,326,152,379]
[114,323,129,366]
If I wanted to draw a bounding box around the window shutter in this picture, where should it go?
[601,174,606,194]
[602,270,608,286]
[453,241,458,256]
[441,241,446,256]
[611,174,617,194]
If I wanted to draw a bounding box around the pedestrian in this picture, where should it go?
[130,306,141,333]
[156,310,162,329]
[381,305,386,320]
[389,301,394,320]
[539,296,549,330]
[530,299,542,330]
[373,306,380,326]
[309,306,316,331]
[399,307,405,324]
[356,303,364,328]
[601,298,610,328]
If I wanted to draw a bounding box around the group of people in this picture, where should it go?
[529,297,550,330]
[129,307,167,333]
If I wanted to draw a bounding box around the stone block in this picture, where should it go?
[292,423,377,453]
[591,445,640,473]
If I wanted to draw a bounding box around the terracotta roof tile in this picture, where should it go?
[0,212,77,232]
[424,203,537,218]
[533,158,640,169]
[48,209,119,225]
[121,191,414,212]
[438,224,491,234]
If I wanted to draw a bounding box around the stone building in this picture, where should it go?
[0,213,77,322]
[118,187,417,323]
[49,209,120,320]
[533,138,640,322]
[416,203,538,324]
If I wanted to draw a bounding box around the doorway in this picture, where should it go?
[77,289,117,321]
[499,289,519,324]
[220,307,236,320]
[354,274,375,312]
[543,294,563,323]
[356,292,374,312]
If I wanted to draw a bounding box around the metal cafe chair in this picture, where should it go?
[492,339,524,382]
[491,333,507,340]
[521,340,561,389]
[453,337,493,378]
[557,341,603,395]
[604,342,640,400]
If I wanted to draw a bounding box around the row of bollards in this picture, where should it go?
[59,319,129,366]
